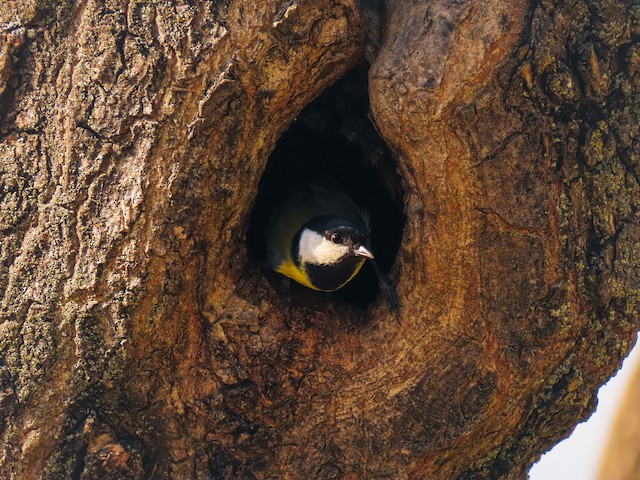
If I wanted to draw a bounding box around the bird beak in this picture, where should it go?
[354,245,375,259]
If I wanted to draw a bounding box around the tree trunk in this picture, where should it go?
[1,0,639,478]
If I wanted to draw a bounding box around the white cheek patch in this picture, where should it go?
[298,229,350,265]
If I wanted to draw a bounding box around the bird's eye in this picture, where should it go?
[331,233,344,244]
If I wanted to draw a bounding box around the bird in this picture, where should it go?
[266,181,375,293]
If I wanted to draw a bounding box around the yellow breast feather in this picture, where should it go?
[276,258,366,292]
[276,260,319,290]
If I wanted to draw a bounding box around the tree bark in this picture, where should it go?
[0,0,638,479]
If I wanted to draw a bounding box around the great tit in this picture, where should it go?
[267,182,375,292]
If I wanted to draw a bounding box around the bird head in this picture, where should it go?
[296,217,374,267]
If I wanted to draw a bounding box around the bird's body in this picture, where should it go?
[267,183,374,292]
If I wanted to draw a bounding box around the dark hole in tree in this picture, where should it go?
[247,65,405,308]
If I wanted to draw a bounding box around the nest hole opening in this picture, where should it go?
[247,65,405,308]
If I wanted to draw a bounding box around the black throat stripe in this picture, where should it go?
[304,256,363,291]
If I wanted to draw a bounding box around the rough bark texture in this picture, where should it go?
[0,0,639,479]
